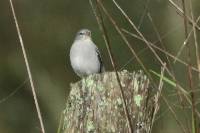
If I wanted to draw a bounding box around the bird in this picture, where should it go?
[70,29,104,77]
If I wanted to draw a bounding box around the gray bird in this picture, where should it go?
[70,29,104,77]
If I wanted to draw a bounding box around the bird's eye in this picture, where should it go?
[79,32,84,35]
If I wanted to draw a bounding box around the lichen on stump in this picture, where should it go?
[62,70,161,133]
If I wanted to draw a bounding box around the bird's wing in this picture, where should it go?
[95,47,105,73]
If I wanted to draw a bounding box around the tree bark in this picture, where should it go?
[61,70,161,133]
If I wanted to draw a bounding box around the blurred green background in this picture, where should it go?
[0,0,200,133]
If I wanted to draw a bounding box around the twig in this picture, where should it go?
[150,63,165,133]
[8,1,45,133]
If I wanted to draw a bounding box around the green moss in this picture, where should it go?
[115,98,123,109]
[87,120,95,132]
[96,84,104,91]
[85,77,95,88]
[62,71,157,133]
[134,95,143,107]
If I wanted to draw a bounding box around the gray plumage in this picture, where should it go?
[70,29,104,77]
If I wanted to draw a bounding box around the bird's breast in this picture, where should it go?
[70,40,100,76]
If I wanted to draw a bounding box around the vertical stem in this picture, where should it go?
[189,1,198,132]
[181,0,196,132]
[8,1,45,133]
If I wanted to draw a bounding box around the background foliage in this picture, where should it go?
[0,0,200,133]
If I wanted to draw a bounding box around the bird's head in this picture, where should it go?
[75,29,92,40]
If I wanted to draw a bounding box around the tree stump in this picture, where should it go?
[61,70,161,133]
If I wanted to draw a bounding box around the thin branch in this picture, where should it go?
[8,1,46,133]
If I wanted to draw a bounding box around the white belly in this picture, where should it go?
[70,39,100,77]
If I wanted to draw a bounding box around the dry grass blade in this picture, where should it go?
[8,0,46,133]
[150,64,165,132]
